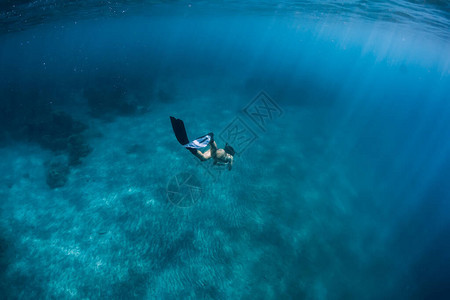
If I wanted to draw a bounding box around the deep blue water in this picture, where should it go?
[1,1,450,299]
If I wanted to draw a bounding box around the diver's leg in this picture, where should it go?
[202,149,212,160]
[209,141,218,158]
[194,149,211,161]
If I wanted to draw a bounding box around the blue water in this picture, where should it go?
[1,1,449,299]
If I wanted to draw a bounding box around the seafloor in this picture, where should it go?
[0,73,406,299]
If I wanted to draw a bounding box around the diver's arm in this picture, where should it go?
[228,156,233,171]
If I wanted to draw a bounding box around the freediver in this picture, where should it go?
[170,116,234,170]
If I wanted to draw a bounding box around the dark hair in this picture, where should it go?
[224,143,235,156]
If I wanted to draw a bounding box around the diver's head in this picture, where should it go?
[224,143,235,156]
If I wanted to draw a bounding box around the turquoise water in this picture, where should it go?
[1,1,450,299]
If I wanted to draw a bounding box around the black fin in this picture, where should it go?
[170,116,190,145]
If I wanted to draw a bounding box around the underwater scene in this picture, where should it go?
[0,1,449,299]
